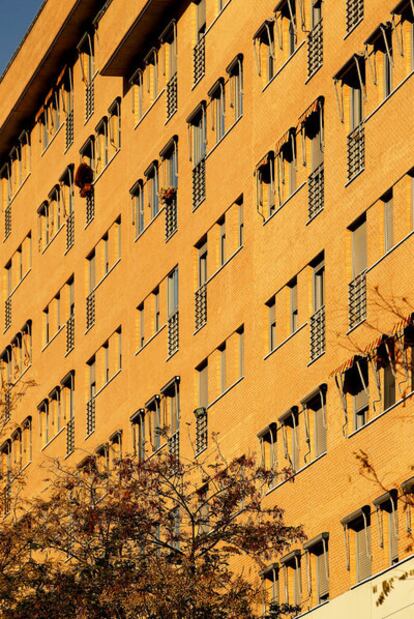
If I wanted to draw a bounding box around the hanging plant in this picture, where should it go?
[159,186,176,205]
[75,163,94,198]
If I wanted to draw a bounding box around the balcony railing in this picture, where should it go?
[195,407,207,456]
[347,124,365,181]
[66,314,75,354]
[165,197,178,240]
[166,73,178,120]
[66,211,75,251]
[308,162,324,221]
[3,477,11,516]
[5,298,11,332]
[192,159,206,210]
[310,305,325,361]
[86,291,95,331]
[4,204,11,239]
[66,109,74,150]
[86,398,95,436]
[66,418,75,456]
[307,19,323,78]
[168,430,180,460]
[349,271,367,329]
[195,284,207,330]
[193,37,205,85]
[168,310,179,357]
[346,0,364,33]
[4,389,11,423]
[85,81,95,121]
[86,191,95,225]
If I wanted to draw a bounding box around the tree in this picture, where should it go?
[0,450,304,619]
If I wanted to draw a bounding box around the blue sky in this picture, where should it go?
[0,0,45,75]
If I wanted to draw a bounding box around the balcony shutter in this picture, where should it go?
[315,402,326,455]
[356,520,371,581]
[317,550,328,600]
[389,507,398,563]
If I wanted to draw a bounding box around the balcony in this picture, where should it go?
[195,284,207,330]
[348,271,367,329]
[192,159,206,210]
[86,398,95,436]
[307,19,323,78]
[308,162,324,221]
[166,73,178,120]
[168,310,179,357]
[66,314,75,354]
[193,37,205,85]
[66,417,75,456]
[66,211,74,250]
[310,305,325,361]
[347,124,365,181]
[86,291,95,331]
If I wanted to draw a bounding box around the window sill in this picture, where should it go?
[347,390,414,439]
[92,257,121,294]
[135,323,167,356]
[192,196,206,212]
[206,114,243,160]
[41,324,66,352]
[262,181,307,226]
[9,363,32,389]
[262,40,306,94]
[343,19,363,40]
[266,451,327,495]
[344,167,365,188]
[7,268,31,299]
[41,425,66,451]
[94,368,122,399]
[367,229,414,274]
[93,148,121,186]
[264,322,308,360]
[307,351,325,367]
[134,88,165,131]
[41,121,65,156]
[166,348,179,361]
[134,206,165,242]
[364,70,414,125]
[206,376,244,410]
[40,223,65,254]
[204,0,233,37]
[346,318,366,336]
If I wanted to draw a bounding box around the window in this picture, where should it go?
[22,417,32,467]
[197,359,208,408]
[130,69,144,124]
[227,55,243,122]
[197,484,210,535]
[261,564,279,615]
[59,166,74,219]
[310,254,325,359]
[146,395,162,451]
[95,118,108,175]
[289,277,298,333]
[277,129,297,201]
[348,357,369,429]
[197,238,208,287]
[304,532,329,606]
[132,409,146,462]
[38,400,50,446]
[196,0,206,42]
[168,267,179,318]
[138,303,145,348]
[301,385,327,459]
[88,356,96,399]
[218,342,227,393]
[108,99,121,155]
[238,326,245,377]
[219,217,226,265]
[350,66,365,131]
[374,490,398,566]
[152,287,160,332]
[376,337,396,411]
[313,256,324,312]
[209,79,225,143]
[190,104,207,166]
[342,506,371,583]
[80,137,95,176]
[161,376,180,437]
[131,180,145,236]
[266,296,277,352]
[11,429,22,473]
[281,550,302,606]
[78,32,95,120]
[61,371,75,425]
[383,190,393,252]
[275,0,297,57]
[161,138,179,190]
[258,423,277,481]
[253,21,275,85]
[145,162,159,219]
[279,407,299,471]
[351,216,367,277]
[256,152,275,219]
[109,431,122,467]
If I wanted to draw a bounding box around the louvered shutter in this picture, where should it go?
[356,522,371,582]
[317,550,329,601]
[388,508,398,564]
[315,403,327,455]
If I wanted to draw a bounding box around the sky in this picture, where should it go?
[0,0,45,76]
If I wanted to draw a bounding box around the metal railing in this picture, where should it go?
[66,418,75,456]
[168,311,179,357]
[86,191,95,225]
[307,19,323,78]
[349,271,367,329]
[86,398,95,436]
[195,284,207,330]
[85,81,95,121]
[166,73,178,120]
[195,408,208,456]
[168,430,180,460]
[346,0,364,33]
[3,477,11,516]
[86,292,95,330]
[4,204,11,239]
[5,298,11,332]
[347,124,365,181]
[66,109,74,150]
[308,162,324,221]
[66,211,75,251]
[310,305,325,361]
[4,389,11,423]
[66,314,75,354]
[192,159,206,210]
[193,37,205,85]
[165,197,178,240]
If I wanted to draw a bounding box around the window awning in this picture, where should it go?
[280,549,301,565]
[278,405,298,424]
[256,151,273,170]
[392,0,414,19]
[257,422,277,439]
[303,531,329,550]
[297,97,323,128]
[364,22,392,46]
[402,476,414,492]
[275,128,295,155]
[373,489,397,507]
[333,54,364,83]
[341,505,370,526]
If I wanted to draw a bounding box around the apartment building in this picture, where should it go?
[0,0,414,616]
